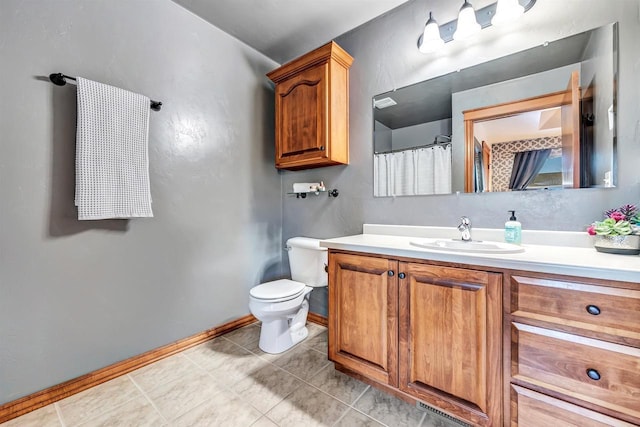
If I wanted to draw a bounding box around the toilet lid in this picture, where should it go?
[249,279,307,300]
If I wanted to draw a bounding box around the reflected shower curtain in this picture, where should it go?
[374,146,451,197]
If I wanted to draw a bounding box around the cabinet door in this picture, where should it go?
[328,252,398,386]
[399,263,502,425]
[274,63,327,167]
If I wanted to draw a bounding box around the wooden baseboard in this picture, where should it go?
[307,312,328,326]
[0,314,257,424]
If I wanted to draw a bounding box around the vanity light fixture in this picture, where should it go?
[419,12,445,53]
[491,0,525,25]
[417,0,536,53]
[453,0,481,41]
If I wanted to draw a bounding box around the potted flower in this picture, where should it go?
[587,204,640,254]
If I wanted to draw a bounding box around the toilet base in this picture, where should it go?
[258,298,310,354]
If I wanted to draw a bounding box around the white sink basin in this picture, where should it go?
[410,238,525,254]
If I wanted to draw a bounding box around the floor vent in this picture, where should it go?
[415,401,471,426]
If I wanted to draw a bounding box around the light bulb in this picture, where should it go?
[419,12,445,53]
[453,0,481,41]
[492,0,525,26]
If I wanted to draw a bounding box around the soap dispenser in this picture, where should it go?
[505,210,522,244]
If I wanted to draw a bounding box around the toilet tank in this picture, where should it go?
[286,237,328,288]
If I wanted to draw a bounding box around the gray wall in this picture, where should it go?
[0,0,282,404]
[280,0,640,316]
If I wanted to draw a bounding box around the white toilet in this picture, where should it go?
[249,237,327,354]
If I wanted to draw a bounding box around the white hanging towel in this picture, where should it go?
[75,77,153,220]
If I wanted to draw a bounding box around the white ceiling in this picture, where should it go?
[172,0,409,64]
[474,108,562,145]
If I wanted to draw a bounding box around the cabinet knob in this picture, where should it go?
[586,305,601,316]
[388,270,394,277]
[398,273,406,279]
[324,263,329,273]
[586,368,601,381]
[319,146,325,151]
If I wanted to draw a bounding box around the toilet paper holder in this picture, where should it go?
[289,182,339,198]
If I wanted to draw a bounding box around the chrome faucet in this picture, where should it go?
[458,216,472,241]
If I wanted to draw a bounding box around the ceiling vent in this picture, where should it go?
[374,97,397,109]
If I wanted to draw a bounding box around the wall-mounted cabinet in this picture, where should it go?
[267,41,353,170]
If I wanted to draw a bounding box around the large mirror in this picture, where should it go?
[373,23,618,197]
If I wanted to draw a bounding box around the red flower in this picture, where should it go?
[609,211,625,221]
[587,224,596,235]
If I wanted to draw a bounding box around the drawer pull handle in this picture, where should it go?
[586,305,601,316]
[586,369,601,381]
[388,270,394,277]
[398,273,406,279]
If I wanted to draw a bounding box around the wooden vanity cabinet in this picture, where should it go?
[328,250,503,426]
[267,41,353,170]
[328,248,640,426]
[508,273,640,426]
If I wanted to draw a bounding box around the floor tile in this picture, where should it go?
[306,323,327,339]
[354,387,425,427]
[335,409,385,426]
[308,365,369,405]
[183,336,251,371]
[303,330,328,354]
[210,351,270,387]
[250,416,279,427]
[222,324,261,347]
[145,370,226,421]
[273,345,330,382]
[57,376,142,426]
[77,396,164,427]
[129,353,201,393]
[1,404,60,427]
[173,392,262,427]
[266,383,349,427]
[231,363,304,413]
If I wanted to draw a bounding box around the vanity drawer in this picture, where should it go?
[511,323,640,422]
[511,384,636,427]
[511,275,640,344]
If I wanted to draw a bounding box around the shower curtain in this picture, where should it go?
[374,145,452,197]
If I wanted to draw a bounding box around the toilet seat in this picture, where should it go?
[249,279,307,303]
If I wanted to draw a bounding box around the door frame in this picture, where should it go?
[463,90,569,193]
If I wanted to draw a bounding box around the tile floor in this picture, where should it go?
[2,323,462,427]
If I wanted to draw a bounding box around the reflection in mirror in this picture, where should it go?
[372,23,618,197]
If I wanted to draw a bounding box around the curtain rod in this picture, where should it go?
[375,140,451,155]
[49,73,162,111]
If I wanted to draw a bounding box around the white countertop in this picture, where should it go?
[320,224,640,283]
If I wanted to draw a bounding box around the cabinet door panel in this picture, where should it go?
[399,263,501,424]
[328,252,398,385]
[275,64,327,162]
